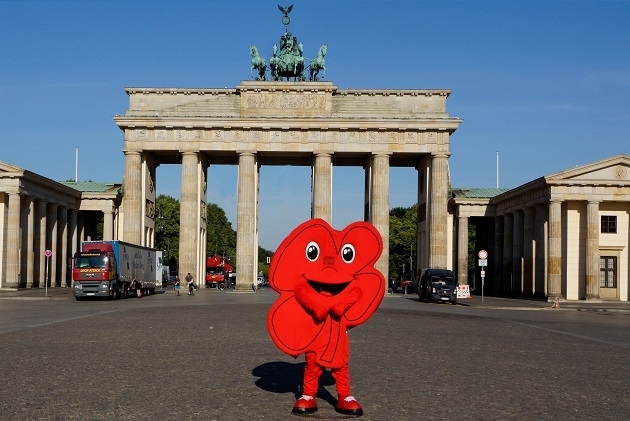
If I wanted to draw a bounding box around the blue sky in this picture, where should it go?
[1,0,629,250]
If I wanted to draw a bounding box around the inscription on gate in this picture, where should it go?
[245,93,326,109]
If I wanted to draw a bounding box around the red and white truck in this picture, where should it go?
[72,240,157,300]
[205,254,233,288]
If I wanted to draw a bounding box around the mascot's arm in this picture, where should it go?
[294,282,329,322]
[331,286,362,318]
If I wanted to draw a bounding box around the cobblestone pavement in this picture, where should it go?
[0,288,628,420]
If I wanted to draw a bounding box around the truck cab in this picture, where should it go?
[72,243,118,299]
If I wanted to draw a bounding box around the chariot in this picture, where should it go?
[249,5,327,82]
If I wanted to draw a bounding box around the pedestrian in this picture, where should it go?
[174,276,181,296]
[131,277,142,298]
[185,272,194,295]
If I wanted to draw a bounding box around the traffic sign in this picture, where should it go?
[45,249,52,257]
[480,270,486,277]
[478,250,488,259]
[478,259,488,267]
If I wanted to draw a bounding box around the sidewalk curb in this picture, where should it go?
[0,296,71,301]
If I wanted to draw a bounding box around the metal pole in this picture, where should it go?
[45,256,49,297]
[496,151,499,189]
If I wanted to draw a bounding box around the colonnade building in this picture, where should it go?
[0,162,121,289]
[451,154,630,301]
[1,80,628,301]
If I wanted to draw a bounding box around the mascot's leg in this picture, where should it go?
[332,363,363,416]
[292,352,320,414]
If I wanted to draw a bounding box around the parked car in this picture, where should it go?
[257,275,268,287]
[399,273,415,293]
[416,268,457,304]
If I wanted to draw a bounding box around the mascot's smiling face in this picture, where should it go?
[270,219,382,294]
[268,219,385,329]
[304,238,358,296]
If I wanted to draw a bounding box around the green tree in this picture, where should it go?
[258,246,274,276]
[206,203,237,265]
[388,205,417,281]
[156,195,180,269]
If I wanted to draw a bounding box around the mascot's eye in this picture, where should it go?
[341,244,355,263]
[305,241,320,262]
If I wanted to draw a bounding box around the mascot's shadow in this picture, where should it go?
[252,361,336,406]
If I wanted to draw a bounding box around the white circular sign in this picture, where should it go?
[478,250,488,259]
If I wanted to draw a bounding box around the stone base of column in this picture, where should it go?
[233,286,256,293]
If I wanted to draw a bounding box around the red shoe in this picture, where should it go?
[292,395,317,414]
[335,395,363,416]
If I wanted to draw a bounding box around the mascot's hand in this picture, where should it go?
[330,301,349,318]
[313,304,329,322]
[331,287,362,318]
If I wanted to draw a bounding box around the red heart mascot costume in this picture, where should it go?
[267,219,385,416]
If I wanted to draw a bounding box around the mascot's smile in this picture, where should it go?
[306,279,350,296]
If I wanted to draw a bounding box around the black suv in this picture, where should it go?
[416,269,457,304]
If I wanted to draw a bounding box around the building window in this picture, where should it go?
[600,256,617,288]
[601,215,617,233]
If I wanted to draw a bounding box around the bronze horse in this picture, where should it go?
[309,44,327,81]
[250,45,267,81]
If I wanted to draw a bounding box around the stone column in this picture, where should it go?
[27,198,36,287]
[523,207,535,297]
[69,209,78,259]
[512,210,523,297]
[103,207,114,241]
[123,151,143,245]
[48,204,58,287]
[493,216,504,295]
[37,200,48,288]
[236,152,257,290]
[78,212,85,244]
[6,192,21,288]
[585,200,600,299]
[502,213,513,295]
[457,215,468,287]
[179,152,200,283]
[429,153,449,269]
[369,153,390,287]
[312,153,332,223]
[534,206,547,297]
[547,200,563,298]
[59,206,68,287]
[20,197,34,288]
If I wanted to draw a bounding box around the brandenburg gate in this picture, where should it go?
[113,81,461,290]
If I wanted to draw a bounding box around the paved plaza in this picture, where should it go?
[0,288,628,420]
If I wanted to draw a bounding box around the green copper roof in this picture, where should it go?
[60,181,121,193]
[451,188,510,199]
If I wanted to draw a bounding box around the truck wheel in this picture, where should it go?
[123,285,129,299]
[110,287,117,300]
